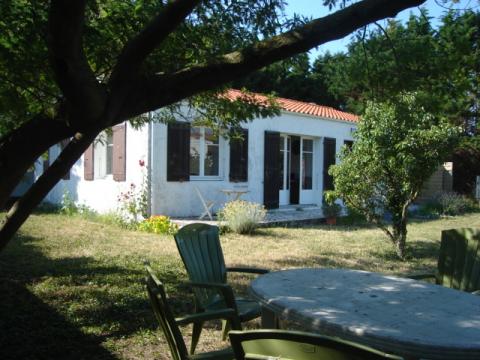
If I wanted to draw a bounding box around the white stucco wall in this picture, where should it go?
[42,111,355,217]
[150,111,356,217]
[44,122,149,214]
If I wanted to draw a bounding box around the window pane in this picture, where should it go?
[190,128,201,176]
[106,133,113,175]
[302,152,312,189]
[303,139,313,152]
[204,145,219,176]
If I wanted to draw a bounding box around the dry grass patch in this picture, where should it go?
[1,212,479,359]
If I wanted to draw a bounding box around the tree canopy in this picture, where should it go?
[329,93,460,258]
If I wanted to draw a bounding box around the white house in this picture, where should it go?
[40,90,358,217]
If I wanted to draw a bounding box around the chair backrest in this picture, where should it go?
[174,223,227,308]
[229,330,401,360]
[145,266,188,360]
[436,228,480,292]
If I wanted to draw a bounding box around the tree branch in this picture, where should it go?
[110,0,201,86]
[0,130,99,252]
[0,114,74,209]
[120,0,426,119]
[48,0,105,122]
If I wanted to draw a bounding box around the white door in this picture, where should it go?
[279,136,291,205]
[300,138,315,204]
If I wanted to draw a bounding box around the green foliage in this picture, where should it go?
[0,0,288,136]
[138,215,178,235]
[329,93,460,258]
[435,192,479,216]
[218,200,266,234]
[319,10,479,127]
[322,195,342,218]
[60,190,77,216]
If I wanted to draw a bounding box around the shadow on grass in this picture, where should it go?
[0,279,117,360]
[0,233,191,359]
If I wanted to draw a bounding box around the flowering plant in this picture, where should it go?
[116,159,149,224]
[138,215,178,235]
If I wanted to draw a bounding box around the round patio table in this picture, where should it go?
[250,268,480,360]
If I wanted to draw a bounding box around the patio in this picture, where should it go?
[171,204,326,228]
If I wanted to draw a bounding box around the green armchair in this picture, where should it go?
[174,223,268,354]
[409,228,480,294]
[229,329,402,360]
[144,265,235,360]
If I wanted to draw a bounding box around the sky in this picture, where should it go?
[284,0,478,60]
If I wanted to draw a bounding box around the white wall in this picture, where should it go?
[150,111,355,217]
[43,112,355,217]
[44,122,149,214]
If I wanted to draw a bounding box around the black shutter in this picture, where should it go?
[264,131,280,209]
[167,122,190,181]
[229,129,248,182]
[323,137,336,192]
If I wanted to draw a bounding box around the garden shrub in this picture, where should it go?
[138,215,178,235]
[218,200,266,234]
[436,192,478,216]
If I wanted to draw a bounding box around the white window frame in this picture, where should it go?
[190,127,223,180]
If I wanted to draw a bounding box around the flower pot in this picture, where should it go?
[326,217,337,225]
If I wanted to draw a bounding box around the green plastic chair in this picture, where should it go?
[229,330,402,360]
[144,265,235,360]
[174,223,268,354]
[409,228,480,293]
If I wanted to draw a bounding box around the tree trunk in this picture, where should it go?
[0,115,73,209]
[0,130,98,252]
[392,213,408,260]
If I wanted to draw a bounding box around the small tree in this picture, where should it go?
[329,93,460,259]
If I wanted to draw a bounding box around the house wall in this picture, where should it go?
[150,111,355,217]
[416,162,453,203]
[44,122,149,213]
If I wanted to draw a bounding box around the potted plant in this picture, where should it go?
[322,192,342,225]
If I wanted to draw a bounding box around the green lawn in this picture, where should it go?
[1,213,479,359]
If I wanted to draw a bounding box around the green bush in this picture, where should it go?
[337,206,367,225]
[436,192,478,216]
[138,215,178,235]
[218,200,266,234]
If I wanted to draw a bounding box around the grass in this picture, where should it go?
[1,212,480,359]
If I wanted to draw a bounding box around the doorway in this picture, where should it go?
[279,135,315,206]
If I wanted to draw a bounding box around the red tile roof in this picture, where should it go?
[225,89,359,123]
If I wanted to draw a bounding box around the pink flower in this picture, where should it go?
[139,160,145,167]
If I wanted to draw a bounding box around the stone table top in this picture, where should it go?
[250,268,480,360]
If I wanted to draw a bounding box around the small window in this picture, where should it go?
[94,132,114,179]
[190,127,220,177]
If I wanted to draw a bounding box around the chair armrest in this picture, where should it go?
[407,273,436,281]
[227,267,269,275]
[175,308,237,326]
[186,281,238,312]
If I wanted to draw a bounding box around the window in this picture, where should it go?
[302,139,313,190]
[94,132,114,179]
[190,127,220,177]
